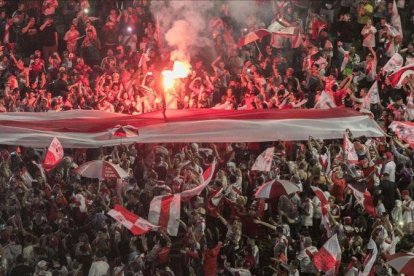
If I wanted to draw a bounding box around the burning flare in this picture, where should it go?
[162,60,191,90]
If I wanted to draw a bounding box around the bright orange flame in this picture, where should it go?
[161,60,191,90]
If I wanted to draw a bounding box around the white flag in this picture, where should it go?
[362,81,380,111]
[391,0,403,38]
[343,134,358,164]
[359,239,378,276]
[383,53,404,73]
[251,147,275,172]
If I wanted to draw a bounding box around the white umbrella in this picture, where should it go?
[74,160,128,180]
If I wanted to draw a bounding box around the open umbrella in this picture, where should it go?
[255,179,300,199]
[386,253,414,275]
[74,160,128,180]
[237,29,270,48]
[110,125,139,138]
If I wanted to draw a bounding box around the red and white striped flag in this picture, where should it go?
[348,184,377,218]
[251,147,274,171]
[360,238,378,276]
[108,204,158,235]
[388,63,414,88]
[43,137,64,171]
[207,188,223,217]
[311,186,331,235]
[343,133,358,164]
[148,194,181,236]
[181,159,216,201]
[313,234,341,273]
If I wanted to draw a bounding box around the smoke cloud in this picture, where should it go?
[150,0,215,62]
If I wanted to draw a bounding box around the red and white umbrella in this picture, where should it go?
[110,125,139,138]
[386,253,414,275]
[74,160,129,180]
[238,29,270,48]
[255,179,300,199]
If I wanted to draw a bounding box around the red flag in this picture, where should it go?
[148,194,181,236]
[43,137,64,171]
[181,159,216,201]
[108,205,158,235]
[348,184,377,217]
[388,64,414,88]
[313,234,341,273]
[251,147,274,171]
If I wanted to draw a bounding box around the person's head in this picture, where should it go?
[366,19,372,27]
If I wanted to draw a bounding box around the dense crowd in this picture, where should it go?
[1,0,414,275]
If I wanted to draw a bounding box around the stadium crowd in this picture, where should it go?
[1,0,414,275]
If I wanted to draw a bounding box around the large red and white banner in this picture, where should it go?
[0,109,383,148]
[313,234,341,274]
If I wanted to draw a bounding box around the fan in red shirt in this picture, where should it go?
[203,241,222,276]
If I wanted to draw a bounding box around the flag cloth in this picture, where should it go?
[311,186,331,235]
[348,184,377,217]
[362,81,380,111]
[43,137,64,171]
[388,63,414,88]
[391,0,403,38]
[343,134,358,164]
[148,194,181,236]
[0,109,383,148]
[181,159,216,201]
[313,234,341,273]
[315,91,336,109]
[108,205,158,235]
[207,188,223,217]
[389,121,414,148]
[360,238,378,276]
[382,53,404,73]
[251,147,275,171]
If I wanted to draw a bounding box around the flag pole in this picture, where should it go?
[254,41,263,56]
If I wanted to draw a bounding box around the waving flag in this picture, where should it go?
[311,186,331,235]
[148,194,181,236]
[181,159,216,201]
[360,238,378,276]
[313,234,341,273]
[383,53,404,73]
[348,184,377,217]
[391,0,403,38]
[343,133,358,164]
[388,63,414,88]
[43,137,64,171]
[207,188,223,217]
[108,205,158,235]
[315,91,336,109]
[251,147,274,171]
[362,81,380,112]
